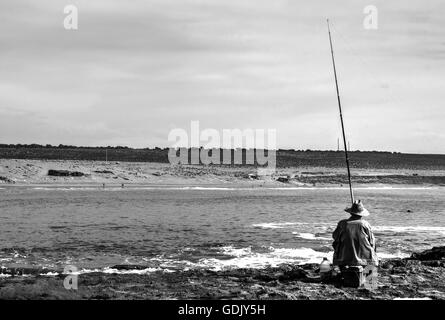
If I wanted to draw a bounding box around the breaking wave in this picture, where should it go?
[293,232,332,241]
[373,225,445,235]
[252,222,331,229]
[252,221,445,235]
[194,246,334,271]
[29,185,438,192]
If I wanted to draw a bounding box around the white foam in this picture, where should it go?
[374,226,445,234]
[194,246,334,271]
[101,267,161,275]
[180,187,238,191]
[252,222,307,229]
[40,271,59,276]
[377,251,410,259]
[252,222,331,229]
[253,222,445,235]
[30,185,439,192]
[33,187,100,191]
[269,186,437,190]
[369,186,433,190]
[193,245,410,271]
[394,297,432,300]
[0,258,12,262]
[293,232,332,241]
[62,267,163,275]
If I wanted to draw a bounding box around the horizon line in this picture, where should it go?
[1,143,445,156]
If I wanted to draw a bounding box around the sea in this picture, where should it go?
[0,185,444,276]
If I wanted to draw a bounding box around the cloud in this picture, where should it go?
[0,0,443,153]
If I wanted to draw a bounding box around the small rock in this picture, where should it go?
[276,176,289,183]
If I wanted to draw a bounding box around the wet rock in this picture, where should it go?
[276,176,289,183]
[1,246,445,300]
[420,260,445,267]
[110,265,149,271]
[0,266,57,277]
[410,246,445,261]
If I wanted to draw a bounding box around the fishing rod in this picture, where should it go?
[327,19,355,206]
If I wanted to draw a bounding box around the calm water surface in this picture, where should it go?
[0,186,444,274]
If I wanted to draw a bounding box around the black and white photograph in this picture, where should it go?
[0,0,444,311]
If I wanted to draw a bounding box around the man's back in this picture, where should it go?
[332,217,378,267]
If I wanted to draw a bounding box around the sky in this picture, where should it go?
[0,0,444,153]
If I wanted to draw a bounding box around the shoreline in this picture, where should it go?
[1,184,442,191]
[0,247,444,300]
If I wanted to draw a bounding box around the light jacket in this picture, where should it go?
[332,216,378,267]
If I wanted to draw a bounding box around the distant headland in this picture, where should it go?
[1,143,445,170]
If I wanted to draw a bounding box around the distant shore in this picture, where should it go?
[1,159,445,187]
[1,146,445,170]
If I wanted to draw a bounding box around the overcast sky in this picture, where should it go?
[0,0,444,153]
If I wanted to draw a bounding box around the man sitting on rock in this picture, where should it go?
[332,200,378,271]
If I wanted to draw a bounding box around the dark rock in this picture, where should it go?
[48,169,85,177]
[410,246,445,261]
[94,170,114,174]
[420,260,445,267]
[110,265,148,271]
[0,176,15,184]
[276,176,289,183]
[0,266,57,276]
[381,258,407,269]
[279,268,309,281]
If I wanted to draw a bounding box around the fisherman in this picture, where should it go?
[332,200,378,269]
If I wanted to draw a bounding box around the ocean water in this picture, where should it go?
[0,186,444,275]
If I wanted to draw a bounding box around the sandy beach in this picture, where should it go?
[1,159,445,188]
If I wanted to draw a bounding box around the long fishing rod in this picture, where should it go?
[327,19,354,206]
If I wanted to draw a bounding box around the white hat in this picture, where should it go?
[345,200,369,217]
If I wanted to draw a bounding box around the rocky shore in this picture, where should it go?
[0,247,444,300]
